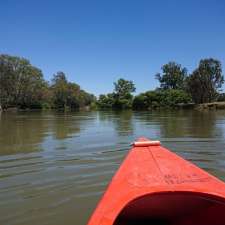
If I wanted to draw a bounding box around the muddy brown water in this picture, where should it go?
[0,110,225,225]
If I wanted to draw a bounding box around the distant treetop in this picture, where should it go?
[155,62,187,90]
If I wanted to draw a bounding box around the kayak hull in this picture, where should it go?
[87,138,225,225]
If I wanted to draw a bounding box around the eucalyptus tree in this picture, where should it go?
[187,58,224,103]
[0,54,47,109]
[155,62,187,90]
[113,78,136,109]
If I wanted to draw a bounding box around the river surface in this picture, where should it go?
[0,110,225,225]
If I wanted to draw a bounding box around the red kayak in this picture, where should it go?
[87,137,225,225]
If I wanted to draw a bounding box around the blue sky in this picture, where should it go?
[1,0,225,95]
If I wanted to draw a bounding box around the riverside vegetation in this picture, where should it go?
[0,54,224,111]
[0,54,95,111]
[97,59,225,109]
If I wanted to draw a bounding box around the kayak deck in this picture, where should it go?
[87,138,225,225]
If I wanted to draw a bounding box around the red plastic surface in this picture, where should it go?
[87,137,225,225]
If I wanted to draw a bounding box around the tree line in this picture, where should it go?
[0,54,95,110]
[0,54,224,111]
[97,59,224,109]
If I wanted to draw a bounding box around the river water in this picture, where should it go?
[0,110,225,225]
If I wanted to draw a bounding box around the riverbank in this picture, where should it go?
[2,102,225,112]
[196,102,225,110]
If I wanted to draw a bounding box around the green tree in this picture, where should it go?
[97,94,115,108]
[51,71,95,109]
[133,89,191,109]
[187,58,224,103]
[51,72,69,109]
[159,89,191,107]
[217,93,225,102]
[0,54,47,109]
[77,89,96,108]
[155,62,187,90]
[132,94,148,109]
[114,78,136,97]
[113,78,136,109]
[66,82,81,108]
[0,54,95,110]
[97,79,136,109]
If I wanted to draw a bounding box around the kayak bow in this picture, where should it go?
[87,137,225,225]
